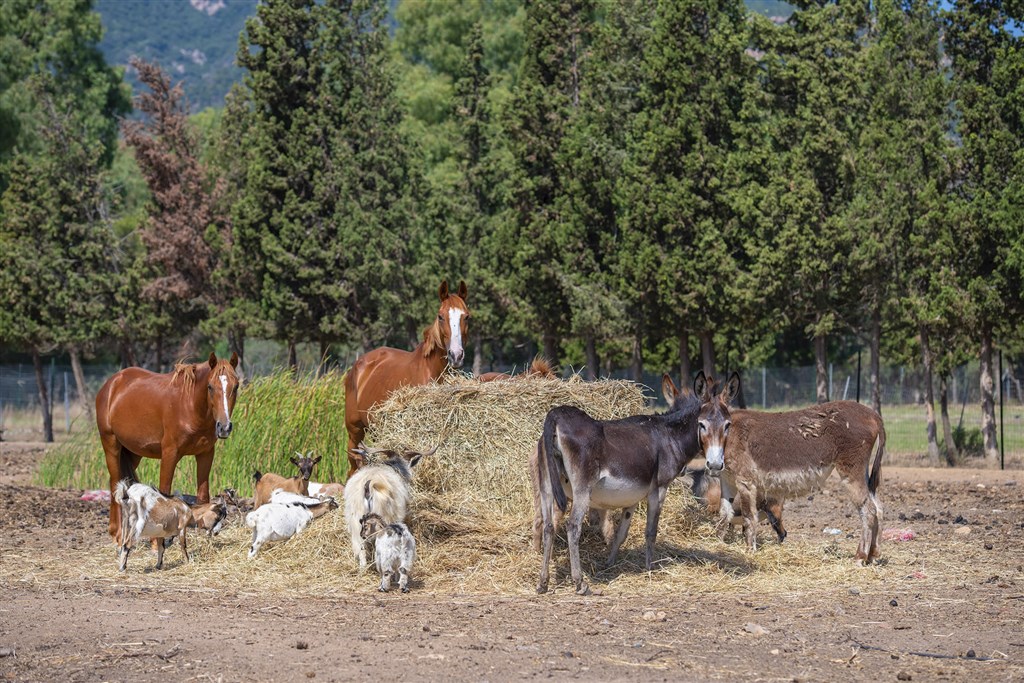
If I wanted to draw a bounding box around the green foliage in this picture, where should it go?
[38,369,351,494]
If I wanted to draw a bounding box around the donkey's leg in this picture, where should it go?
[537,486,557,594]
[605,504,637,568]
[839,474,873,564]
[763,497,787,543]
[643,486,670,570]
[566,492,591,595]
[867,492,884,561]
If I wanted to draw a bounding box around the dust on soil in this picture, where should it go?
[1,442,1022,682]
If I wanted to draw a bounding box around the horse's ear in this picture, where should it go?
[457,280,467,300]
[693,370,709,400]
[438,279,450,301]
[229,352,239,369]
[208,352,217,369]
[724,371,741,404]
[662,374,678,403]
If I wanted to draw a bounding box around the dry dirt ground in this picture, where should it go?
[1,442,1022,683]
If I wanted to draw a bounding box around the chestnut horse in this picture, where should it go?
[97,352,240,541]
[344,280,469,474]
[478,357,557,382]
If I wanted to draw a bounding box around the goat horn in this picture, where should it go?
[354,445,389,455]
[418,445,439,457]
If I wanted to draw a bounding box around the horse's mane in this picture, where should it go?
[422,321,445,358]
[171,362,198,395]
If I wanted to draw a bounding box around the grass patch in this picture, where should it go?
[36,369,350,496]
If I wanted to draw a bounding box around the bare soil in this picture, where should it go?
[1,442,1022,682]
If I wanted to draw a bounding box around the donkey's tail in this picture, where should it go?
[868,423,886,494]
[542,412,568,513]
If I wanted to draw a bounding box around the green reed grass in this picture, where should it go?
[36,369,350,496]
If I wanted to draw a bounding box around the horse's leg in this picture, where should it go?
[195,450,214,503]
[102,436,123,542]
[644,486,669,570]
[158,442,179,497]
[566,491,591,595]
[605,504,637,568]
[346,424,366,475]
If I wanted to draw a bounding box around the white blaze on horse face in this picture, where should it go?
[447,307,465,365]
[219,375,231,421]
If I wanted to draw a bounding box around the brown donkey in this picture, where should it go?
[537,371,738,594]
[709,400,885,564]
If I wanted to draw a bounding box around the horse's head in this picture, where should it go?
[436,279,470,368]
[290,451,321,481]
[207,351,240,439]
[693,370,739,473]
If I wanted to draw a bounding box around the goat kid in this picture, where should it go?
[343,444,434,568]
[115,479,192,572]
[252,452,322,509]
[359,513,417,593]
[684,467,787,542]
[245,489,338,558]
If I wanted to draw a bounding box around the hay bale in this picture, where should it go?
[364,372,648,524]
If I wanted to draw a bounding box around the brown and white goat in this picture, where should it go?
[115,479,192,572]
[253,452,322,509]
[684,466,787,542]
[343,444,434,568]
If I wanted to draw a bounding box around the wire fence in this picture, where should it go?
[2,359,1021,468]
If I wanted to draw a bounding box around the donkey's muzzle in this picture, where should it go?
[216,421,233,439]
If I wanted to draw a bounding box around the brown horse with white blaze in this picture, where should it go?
[711,400,885,564]
[537,371,738,595]
[97,352,240,542]
[344,280,469,474]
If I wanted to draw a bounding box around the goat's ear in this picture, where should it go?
[409,453,425,469]
[661,374,678,403]
[208,351,218,369]
[253,470,262,483]
[312,455,322,465]
[289,456,299,467]
[724,371,741,404]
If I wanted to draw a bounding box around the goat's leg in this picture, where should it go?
[715,478,737,540]
[155,539,166,570]
[379,569,392,592]
[643,486,669,570]
[399,565,410,593]
[605,504,637,568]
[180,528,191,564]
[118,538,132,572]
[248,528,261,559]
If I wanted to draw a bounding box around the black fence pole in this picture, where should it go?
[856,348,862,403]
[999,350,1005,471]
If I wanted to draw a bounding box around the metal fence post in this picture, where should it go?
[999,350,1005,471]
[64,371,71,434]
[762,367,766,409]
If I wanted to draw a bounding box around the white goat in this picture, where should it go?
[245,488,338,558]
[360,513,417,593]
[115,479,192,572]
[343,445,434,568]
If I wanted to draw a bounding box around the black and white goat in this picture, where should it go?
[359,513,417,593]
[245,489,337,558]
[115,479,192,572]
[343,445,434,568]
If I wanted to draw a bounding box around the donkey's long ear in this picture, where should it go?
[693,370,709,401]
[438,279,450,301]
[208,351,218,369]
[456,280,468,300]
[662,374,679,403]
[723,372,741,404]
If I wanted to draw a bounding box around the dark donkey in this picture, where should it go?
[537,371,739,594]
[710,400,885,564]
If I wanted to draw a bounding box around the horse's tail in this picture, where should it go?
[868,422,886,495]
[119,448,138,484]
[542,411,568,513]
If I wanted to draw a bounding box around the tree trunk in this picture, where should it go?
[700,331,716,378]
[119,338,137,369]
[228,327,245,377]
[870,306,882,416]
[980,327,998,459]
[472,334,483,376]
[69,346,93,419]
[542,333,559,368]
[920,326,940,465]
[288,340,298,374]
[678,330,691,386]
[630,331,644,382]
[940,373,957,466]
[32,350,54,443]
[584,335,598,381]
[814,334,828,403]
[155,334,163,373]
